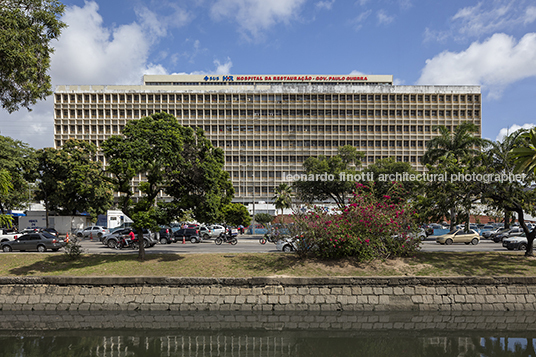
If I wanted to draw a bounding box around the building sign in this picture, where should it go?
[203,75,368,82]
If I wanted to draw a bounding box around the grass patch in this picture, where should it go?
[0,251,535,277]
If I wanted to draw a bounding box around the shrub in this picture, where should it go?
[290,182,421,260]
[64,235,85,260]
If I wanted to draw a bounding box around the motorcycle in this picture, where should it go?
[115,235,139,250]
[215,230,238,245]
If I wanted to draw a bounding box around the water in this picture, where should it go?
[1,310,535,356]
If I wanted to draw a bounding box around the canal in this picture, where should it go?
[1,310,535,356]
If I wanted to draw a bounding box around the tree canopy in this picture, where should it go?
[34,139,114,225]
[272,183,292,215]
[0,135,35,213]
[0,0,66,112]
[293,145,363,208]
[102,112,234,223]
[222,203,251,227]
[101,112,234,259]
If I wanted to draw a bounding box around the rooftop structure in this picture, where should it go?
[54,74,481,203]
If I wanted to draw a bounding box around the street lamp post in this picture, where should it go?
[242,164,255,234]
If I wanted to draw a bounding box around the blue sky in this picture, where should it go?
[1,0,536,148]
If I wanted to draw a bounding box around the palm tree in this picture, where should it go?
[423,122,488,230]
[0,169,13,228]
[273,183,292,216]
[511,127,536,174]
[485,129,527,228]
[423,122,488,165]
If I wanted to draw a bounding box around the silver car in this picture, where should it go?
[1,233,65,252]
[276,237,297,252]
[75,226,109,239]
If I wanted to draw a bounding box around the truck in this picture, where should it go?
[96,210,133,230]
[0,228,19,243]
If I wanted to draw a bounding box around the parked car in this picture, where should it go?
[503,234,528,251]
[0,228,20,242]
[276,237,297,252]
[483,227,509,239]
[1,232,65,252]
[493,228,524,243]
[429,223,446,230]
[157,226,175,244]
[435,229,480,245]
[209,225,225,237]
[39,228,59,237]
[102,228,157,248]
[76,226,108,239]
[19,227,40,234]
[198,226,212,240]
[174,228,201,243]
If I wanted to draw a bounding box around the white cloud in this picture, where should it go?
[210,0,307,40]
[213,59,233,74]
[525,6,536,24]
[0,1,190,149]
[187,58,234,75]
[426,1,536,42]
[316,0,335,10]
[51,1,176,85]
[349,10,372,31]
[423,27,450,43]
[397,0,412,11]
[417,33,536,99]
[496,123,535,142]
[377,9,394,25]
[356,0,369,6]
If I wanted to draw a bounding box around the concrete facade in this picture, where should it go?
[1,276,534,312]
[53,74,481,202]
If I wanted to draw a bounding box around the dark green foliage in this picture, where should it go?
[34,139,114,219]
[222,203,251,227]
[0,135,35,213]
[63,235,84,260]
[0,0,66,112]
[102,112,234,259]
[293,145,363,208]
[272,183,292,215]
[254,213,273,227]
[363,158,423,203]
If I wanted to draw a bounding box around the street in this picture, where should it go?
[68,235,516,255]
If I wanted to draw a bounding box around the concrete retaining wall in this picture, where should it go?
[1,276,536,312]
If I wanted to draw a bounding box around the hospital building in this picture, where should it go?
[54,74,481,203]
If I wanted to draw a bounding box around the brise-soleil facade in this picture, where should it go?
[54,74,481,203]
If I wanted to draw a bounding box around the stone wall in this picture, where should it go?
[1,276,536,312]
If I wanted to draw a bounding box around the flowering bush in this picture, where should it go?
[290,182,421,260]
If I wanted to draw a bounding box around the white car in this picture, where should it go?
[0,229,19,243]
[75,226,109,239]
[276,237,297,252]
[209,225,226,236]
[503,234,528,250]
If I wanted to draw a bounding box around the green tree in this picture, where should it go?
[488,127,536,257]
[0,169,14,228]
[222,203,251,227]
[293,145,363,208]
[483,129,528,228]
[422,122,488,230]
[0,0,66,113]
[254,213,273,227]
[272,183,292,215]
[363,158,423,203]
[34,139,114,227]
[423,122,487,165]
[102,112,234,260]
[0,135,36,213]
